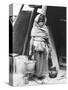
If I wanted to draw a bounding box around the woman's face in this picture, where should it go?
[38,22,44,27]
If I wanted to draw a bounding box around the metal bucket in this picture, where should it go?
[13,55,36,75]
[15,55,28,74]
[25,60,36,73]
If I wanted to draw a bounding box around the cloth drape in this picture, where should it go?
[29,22,50,77]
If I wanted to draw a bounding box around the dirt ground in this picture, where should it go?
[9,69,66,86]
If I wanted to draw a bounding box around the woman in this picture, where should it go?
[29,14,51,82]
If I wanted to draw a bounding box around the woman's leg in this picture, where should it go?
[34,51,45,78]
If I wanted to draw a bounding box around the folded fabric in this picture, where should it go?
[31,23,49,39]
[33,41,46,51]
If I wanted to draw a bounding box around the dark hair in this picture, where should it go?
[37,14,45,24]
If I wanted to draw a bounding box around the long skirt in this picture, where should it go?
[34,46,49,77]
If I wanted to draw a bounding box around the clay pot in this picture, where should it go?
[49,67,58,78]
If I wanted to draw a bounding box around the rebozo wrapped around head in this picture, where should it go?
[34,14,47,25]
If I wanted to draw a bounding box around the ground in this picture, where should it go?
[9,69,66,86]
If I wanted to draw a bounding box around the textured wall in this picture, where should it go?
[13,11,31,54]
